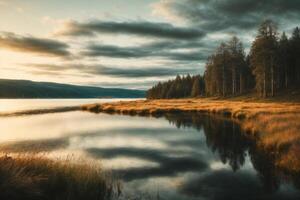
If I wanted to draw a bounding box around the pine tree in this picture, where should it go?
[289,27,300,86]
[191,76,201,97]
[227,36,247,95]
[250,20,279,97]
[279,32,289,89]
[147,22,299,100]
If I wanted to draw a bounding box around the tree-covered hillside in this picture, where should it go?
[0,79,145,98]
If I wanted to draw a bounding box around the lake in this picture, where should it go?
[0,99,299,200]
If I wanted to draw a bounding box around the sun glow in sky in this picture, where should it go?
[0,0,299,89]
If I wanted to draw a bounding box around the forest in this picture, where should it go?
[147,20,300,99]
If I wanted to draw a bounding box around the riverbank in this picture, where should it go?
[0,97,299,198]
[0,97,299,175]
[82,98,300,173]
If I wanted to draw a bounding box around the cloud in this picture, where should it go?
[151,0,185,24]
[214,0,300,16]
[90,66,197,78]
[24,63,198,78]
[81,41,211,62]
[85,80,160,90]
[0,32,71,57]
[55,20,205,40]
[82,44,147,58]
[0,1,7,6]
[153,0,300,32]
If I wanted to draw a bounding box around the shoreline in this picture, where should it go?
[0,98,299,199]
[81,98,300,173]
[0,98,299,173]
[0,106,80,117]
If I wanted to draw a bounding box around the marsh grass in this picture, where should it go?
[0,154,121,200]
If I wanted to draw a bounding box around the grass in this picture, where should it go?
[81,97,300,174]
[1,93,299,196]
[0,154,121,200]
[0,138,68,153]
[0,106,80,117]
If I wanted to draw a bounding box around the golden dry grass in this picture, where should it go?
[0,154,120,200]
[82,98,300,173]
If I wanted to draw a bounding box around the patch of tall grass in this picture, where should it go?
[0,154,121,200]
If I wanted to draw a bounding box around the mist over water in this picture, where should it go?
[0,99,299,200]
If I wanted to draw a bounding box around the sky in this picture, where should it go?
[0,0,299,89]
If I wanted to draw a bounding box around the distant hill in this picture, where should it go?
[0,79,145,98]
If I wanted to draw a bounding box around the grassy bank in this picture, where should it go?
[0,154,120,200]
[0,106,80,117]
[82,98,300,173]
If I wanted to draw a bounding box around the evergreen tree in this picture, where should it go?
[204,36,248,96]
[191,76,201,97]
[147,75,204,99]
[278,32,289,89]
[147,21,299,100]
[289,27,300,86]
[227,36,247,95]
[250,20,279,97]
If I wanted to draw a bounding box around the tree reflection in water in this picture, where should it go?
[164,112,299,194]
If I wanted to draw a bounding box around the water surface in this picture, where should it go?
[0,99,299,200]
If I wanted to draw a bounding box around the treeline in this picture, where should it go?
[147,20,300,99]
[250,20,300,97]
[205,36,253,96]
[146,75,205,99]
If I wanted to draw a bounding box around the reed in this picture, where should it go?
[0,154,121,200]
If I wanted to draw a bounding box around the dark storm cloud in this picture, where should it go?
[143,40,215,51]
[0,32,71,57]
[57,20,205,40]
[81,41,211,62]
[214,0,300,16]
[82,44,148,58]
[86,80,159,90]
[91,66,197,77]
[164,0,300,32]
[25,63,198,78]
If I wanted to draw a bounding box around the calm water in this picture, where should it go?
[0,99,299,200]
